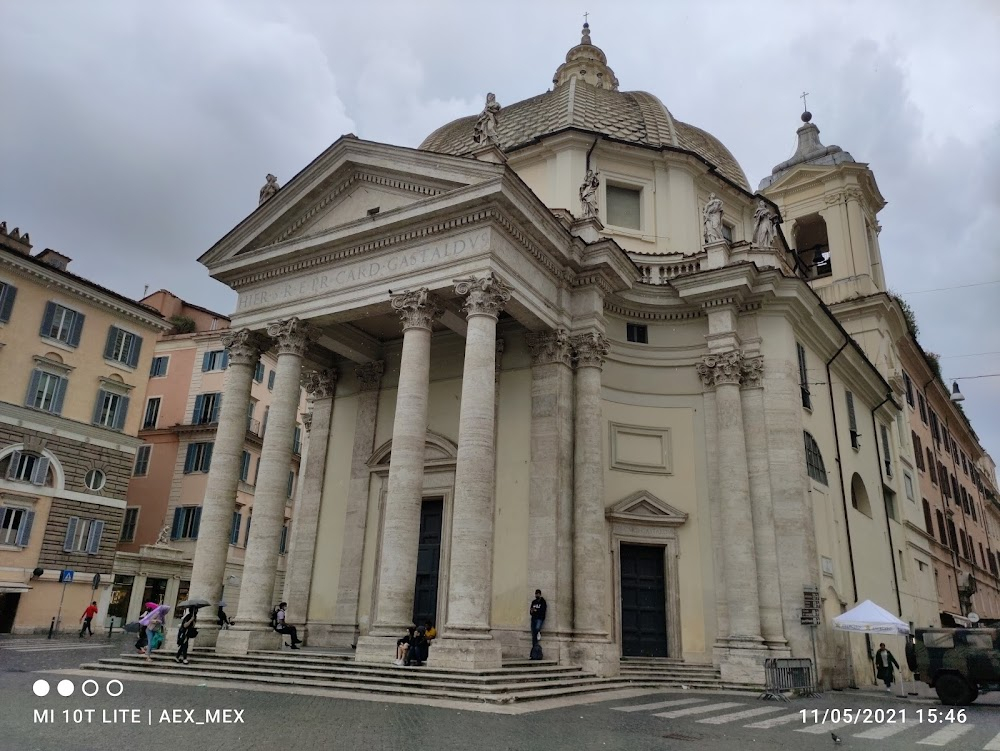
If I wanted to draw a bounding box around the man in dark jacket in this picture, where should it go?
[529,590,547,646]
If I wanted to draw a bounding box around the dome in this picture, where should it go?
[419,23,750,190]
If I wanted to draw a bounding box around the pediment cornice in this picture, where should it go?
[606,490,688,527]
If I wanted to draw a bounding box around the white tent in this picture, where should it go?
[833,600,910,697]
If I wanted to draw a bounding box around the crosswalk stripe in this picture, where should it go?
[983,730,1000,750]
[697,706,785,725]
[916,723,975,746]
[796,721,852,735]
[5,644,111,651]
[655,702,744,719]
[744,711,805,729]
[613,698,705,712]
[854,722,914,739]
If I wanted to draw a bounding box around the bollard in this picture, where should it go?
[108,620,113,640]
[48,617,55,640]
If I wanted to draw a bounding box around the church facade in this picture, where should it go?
[187,25,941,687]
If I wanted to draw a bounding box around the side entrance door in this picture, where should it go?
[412,498,443,627]
[620,543,668,657]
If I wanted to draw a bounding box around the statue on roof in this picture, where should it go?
[703,193,725,244]
[579,169,600,219]
[473,93,502,148]
[753,200,779,248]
[259,173,280,205]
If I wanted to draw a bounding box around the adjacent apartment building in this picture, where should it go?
[109,290,306,626]
[0,223,169,632]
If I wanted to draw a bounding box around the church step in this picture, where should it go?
[235,651,569,673]
[620,667,720,676]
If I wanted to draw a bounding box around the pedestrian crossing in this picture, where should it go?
[608,694,1000,749]
[1,638,114,653]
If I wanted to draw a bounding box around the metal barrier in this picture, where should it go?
[759,658,820,701]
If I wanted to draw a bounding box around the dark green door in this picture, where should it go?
[620,543,668,657]
[412,499,443,627]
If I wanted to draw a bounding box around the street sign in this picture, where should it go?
[91,573,101,589]
[58,570,74,583]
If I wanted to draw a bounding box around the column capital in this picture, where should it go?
[571,332,611,369]
[390,288,444,331]
[355,360,385,392]
[303,368,337,400]
[696,350,744,388]
[221,329,269,366]
[266,318,316,357]
[453,272,512,319]
[526,328,572,367]
[741,355,764,390]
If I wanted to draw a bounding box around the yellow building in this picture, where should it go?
[0,222,169,633]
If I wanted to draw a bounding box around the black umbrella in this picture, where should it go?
[176,598,212,610]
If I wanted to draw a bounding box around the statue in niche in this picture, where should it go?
[703,193,725,244]
[753,199,779,248]
[258,174,280,205]
[473,93,501,147]
[579,169,600,219]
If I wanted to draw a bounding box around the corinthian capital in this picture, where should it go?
[741,355,764,389]
[355,360,385,392]
[266,318,315,357]
[525,328,572,367]
[301,411,314,432]
[696,350,744,388]
[571,332,611,369]
[302,368,337,400]
[221,328,269,366]
[390,288,444,331]
[453,272,512,319]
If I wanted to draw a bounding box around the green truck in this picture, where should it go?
[905,628,1000,705]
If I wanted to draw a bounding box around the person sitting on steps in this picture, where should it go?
[271,602,302,649]
[395,626,415,666]
[407,625,429,666]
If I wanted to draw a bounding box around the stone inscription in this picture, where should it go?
[237,230,490,312]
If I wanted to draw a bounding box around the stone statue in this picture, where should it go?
[473,93,501,147]
[258,173,280,205]
[579,169,600,219]
[752,199,778,248]
[155,525,171,546]
[703,193,725,244]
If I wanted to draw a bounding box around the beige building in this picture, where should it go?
[110,290,305,628]
[175,25,995,687]
[0,222,169,633]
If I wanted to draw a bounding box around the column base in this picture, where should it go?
[427,636,503,670]
[715,639,768,687]
[355,634,402,665]
[566,637,620,677]
[216,627,284,655]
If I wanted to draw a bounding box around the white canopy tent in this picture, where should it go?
[833,600,910,697]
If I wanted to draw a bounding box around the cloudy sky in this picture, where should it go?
[2,0,998,460]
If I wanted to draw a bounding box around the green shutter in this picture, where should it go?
[104,327,118,360]
[192,394,205,424]
[191,507,202,539]
[92,389,107,425]
[183,444,196,474]
[24,369,41,408]
[68,311,85,347]
[63,516,79,552]
[39,301,56,338]
[52,376,68,414]
[0,282,16,322]
[114,396,130,431]
[203,443,214,471]
[86,520,104,554]
[15,510,34,547]
[202,352,212,372]
[127,334,142,368]
[170,508,183,539]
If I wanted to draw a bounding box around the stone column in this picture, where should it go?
[218,318,313,655]
[740,356,788,651]
[356,290,442,663]
[329,360,384,647]
[432,273,511,669]
[568,332,618,676]
[189,328,267,645]
[526,328,575,656]
[282,369,337,630]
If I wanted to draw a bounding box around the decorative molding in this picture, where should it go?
[390,288,444,331]
[606,489,688,527]
[266,318,315,357]
[525,328,572,367]
[32,355,74,375]
[303,369,338,400]
[98,376,134,394]
[604,301,702,321]
[301,411,313,432]
[221,328,270,366]
[571,271,617,297]
[696,350,744,388]
[610,423,673,475]
[356,360,385,392]
[741,355,764,389]
[368,430,458,469]
[453,272,512,319]
[572,332,611,369]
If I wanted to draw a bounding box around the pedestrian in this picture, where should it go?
[271,602,302,649]
[529,589,547,646]
[408,625,429,666]
[140,604,170,662]
[217,604,234,629]
[395,626,415,666]
[175,607,198,664]
[79,601,98,637]
[134,602,157,655]
[875,642,900,692]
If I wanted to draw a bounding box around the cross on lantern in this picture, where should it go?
[800,91,809,112]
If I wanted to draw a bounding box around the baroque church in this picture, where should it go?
[188,23,921,687]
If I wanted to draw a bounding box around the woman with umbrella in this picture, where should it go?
[174,598,209,664]
[132,602,159,655]
[140,604,170,662]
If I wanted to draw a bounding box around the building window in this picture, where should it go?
[84,469,106,492]
[25,370,68,414]
[626,322,648,344]
[267,370,276,390]
[286,471,295,499]
[170,506,201,540]
[240,451,251,483]
[104,326,142,368]
[244,515,252,547]
[960,530,970,560]
[936,510,947,546]
[884,490,898,522]
[4,450,50,486]
[903,372,914,407]
[230,511,242,545]
[947,519,959,552]
[990,551,998,576]
[922,499,933,535]
[262,406,270,434]
[606,185,641,230]
[721,223,734,243]
[192,393,222,425]
[930,411,941,446]
[0,506,35,547]
[292,426,302,456]
[201,350,228,372]
[928,451,938,484]
[918,393,928,424]
[120,508,139,542]
[63,517,104,554]
[0,281,17,323]
[898,550,906,580]
[904,472,915,501]
[796,343,811,409]
[149,356,169,377]
[961,453,968,475]
[254,361,265,383]
[913,434,924,470]
[143,397,161,429]
[880,423,893,477]
[40,302,84,347]
[133,445,152,477]
[846,391,860,449]
[803,431,828,485]
[850,474,871,516]
[183,442,213,474]
[279,524,288,555]
[92,389,130,430]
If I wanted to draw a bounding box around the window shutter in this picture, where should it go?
[52,376,68,415]
[63,516,79,552]
[268,370,275,389]
[191,506,202,539]
[183,444,196,474]
[5,450,21,480]
[203,443,214,471]
[39,301,56,337]
[86,520,104,555]
[92,390,107,425]
[230,512,241,545]
[170,507,183,539]
[846,392,857,432]
[255,362,264,382]
[192,395,205,424]
[127,335,142,368]
[24,369,41,408]
[202,352,212,372]
[0,282,16,322]
[241,451,250,481]
[31,456,50,486]
[16,510,35,547]
[210,394,221,423]
[69,312,85,347]
[221,351,229,370]
[279,525,287,554]
[114,396,130,431]
[103,327,118,360]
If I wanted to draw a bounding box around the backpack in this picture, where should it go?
[529,643,543,661]
[269,608,279,629]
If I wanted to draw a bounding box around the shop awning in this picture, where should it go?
[941,611,972,627]
[0,582,32,594]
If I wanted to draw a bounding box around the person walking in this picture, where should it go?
[875,642,900,692]
[175,607,198,664]
[140,605,170,662]
[529,589,547,646]
[78,601,98,637]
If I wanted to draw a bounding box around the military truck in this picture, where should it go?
[905,628,1000,705]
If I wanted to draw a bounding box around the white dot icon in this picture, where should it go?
[57,680,74,697]
[32,679,50,697]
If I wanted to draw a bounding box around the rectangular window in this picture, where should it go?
[913,434,925,470]
[267,370,276,390]
[170,506,201,540]
[92,389,129,430]
[721,223,734,243]
[279,524,288,555]
[930,411,940,445]
[120,508,139,542]
[846,391,859,449]
[962,453,969,475]
[922,500,934,535]
[143,397,161,429]
[183,442,213,474]
[230,511,242,545]
[880,423,893,477]
[192,393,222,425]
[149,356,169,377]
[254,361,265,383]
[104,326,142,368]
[201,350,228,372]
[626,322,648,344]
[0,506,35,547]
[25,369,68,414]
[904,472,915,501]
[244,516,252,546]
[0,281,17,323]
[606,185,641,230]
[918,393,927,424]
[133,445,152,476]
[40,302,84,347]
[240,451,251,483]
[292,426,302,456]
[286,471,295,499]
[903,372,914,407]
[928,450,938,484]
[62,517,103,555]
[884,490,898,522]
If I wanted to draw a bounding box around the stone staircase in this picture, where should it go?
[618,657,725,690]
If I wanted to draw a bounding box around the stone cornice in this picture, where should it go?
[0,401,142,453]
[603,301,702,321]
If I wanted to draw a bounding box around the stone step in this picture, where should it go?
[230,651,570,674]
[619,667,720,677]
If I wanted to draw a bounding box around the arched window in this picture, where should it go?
[850,473,872,517]
[0,450,53,487]
[803,431,828,485]
[793,213,832,279]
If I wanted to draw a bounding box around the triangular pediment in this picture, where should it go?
[606,490,688,527]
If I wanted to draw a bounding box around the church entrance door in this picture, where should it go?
[412,498,443,627]
[620,543,668,657]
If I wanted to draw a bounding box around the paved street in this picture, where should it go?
[3,635,1000,751]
